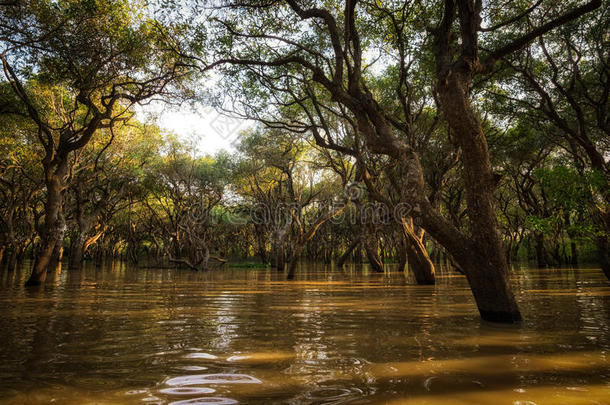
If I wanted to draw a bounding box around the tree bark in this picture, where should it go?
[26,158,68,286]
[434,73,521,322]
[287,245,303,280]
[201,244,210,271]
[397,242,407,272]
[363,234,384,273]
[337,237,360,268]
[47,237,64,273]
[69,234,86,270]
[597,235,610,282]
[275,242,285,272]
[6,249,17,272]
[534,232,549,268]
[401,218,435,284]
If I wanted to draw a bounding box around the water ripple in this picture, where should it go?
[165,374,262,386]
[169,397,238,405]
[159,387,216,396]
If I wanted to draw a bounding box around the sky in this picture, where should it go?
[135,101,251,156]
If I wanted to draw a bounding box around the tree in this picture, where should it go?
[498,6,609,279]
[234,128,348,277]
[173,0,601,321]
[145,141,230,271]
[0,0,189,284]
[0,102,43,270]
[65,121,162,269]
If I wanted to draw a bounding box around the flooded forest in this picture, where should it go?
[0,0,609,404]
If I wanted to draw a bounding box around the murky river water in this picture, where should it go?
[0,263,608,404]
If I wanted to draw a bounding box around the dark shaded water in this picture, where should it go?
[0,263,609,404]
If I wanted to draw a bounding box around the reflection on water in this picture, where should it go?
[0,263,608,404]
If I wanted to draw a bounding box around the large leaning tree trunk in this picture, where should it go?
[434,72,520,320]
[429,0,601,320]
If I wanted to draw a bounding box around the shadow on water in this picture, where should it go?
[0,261,608,404]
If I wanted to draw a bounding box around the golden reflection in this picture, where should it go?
[384,384,610,405]
[456,332,555,347]
[366,351,610,378]
[226,351,295,363]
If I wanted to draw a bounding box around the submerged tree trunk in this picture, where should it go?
[255,225,268,264]
[286,245,303,280]
[569,239,578,266]
[400,218,435,284]
[534,232,554,268]
[274,242,285,272]
[272,224,289,272]
[596,211,610,282]
[363,234,384,273]
[200,245,210,271]
[69,227,105,270]
[69,234,86,270]
[47,237,64,273]
[337,237,360,268]
[26,158,68,286]
[434,73,521,322]
[597,235,610,282]
[287,204,347,279]
[6,248,17,272]
[397,242,407,272]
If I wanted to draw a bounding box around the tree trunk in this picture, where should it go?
[287,244,304,280]
[435,73,521,322]
[570,240,578,266]
[69,234,86,270]
[597,235,610,282]
[401,218,435,284]
[363,235,384,273]
[534,232,552,268]
[26,158,68,286]
[337,237,360,268]
[323,239,332,264]
[397,241,407,272]
[6,248,17,272]
[48,238,64,273]
[275,243,285,272]
[272,226,288,272]
[255,226,268,264]
[512,242,521,263]
[505,238,514,263]
[200,245,210,271]
[595,209,610,282]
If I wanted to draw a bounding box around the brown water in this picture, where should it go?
[0,263,609,405]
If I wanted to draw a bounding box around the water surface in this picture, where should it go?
[0,263,608,404]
